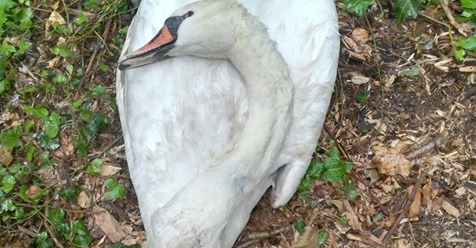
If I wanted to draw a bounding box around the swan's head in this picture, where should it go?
[119,0,248,70]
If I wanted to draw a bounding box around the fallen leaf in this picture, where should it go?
[26,185,42,199]
[0,147,14,166]
[294,226,318,248]
[351,27,369,44]
[99,164,122,176]
[48,10,66,25]
[406,185,421,218]
[372,146,411,177]
[93,205,127,242]
[77,191,91,208]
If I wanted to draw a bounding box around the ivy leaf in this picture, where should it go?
[342,0,374,16]
[456,35,476,52]
[1,126,21,147]
[392,0,420,22]
[317,228,329,247]
[461,0,476,9]
[1,175,16,193]
[74,12,88,25]
[104,178,125,200]
[86,158,104,175]
[72,220,93,247]
[295,219,306,234]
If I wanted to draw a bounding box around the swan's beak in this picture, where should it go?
[118,25,177,70]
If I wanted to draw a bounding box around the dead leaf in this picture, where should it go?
[406,185,421,218]
[99,164,122,176]
[294,226,318,248]
[442,200,460,218]
[0,147,13,166]
[93,205,127,242]
[343,200,362,231]
[351,27,369,44]
[78,191,91,208]
[26,185,42,199]
[372,146,411,177]
[48,10,66,25]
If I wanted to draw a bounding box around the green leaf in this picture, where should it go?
[72,220,93,247]
[89,84,106,97]
[392,0,420,22]
[23,106,49,120]
[317,228,329,247]
[85,112,107,133]
[1,175,16,193]
[104,178,126,200]
[51,46,72,57]
[295,219,306,234]
[343,177,360,201]
[74,12,88,25]
[298,176,311,192]
[47,208,66,226]
[455,49,465,61]
[356,90,369,104]
[109,243,139,248]
[0,199,16,213]
[1,126,21,147]
[59,187,76,200]
[86,158,103,175]
[307,161,325,179]
[461,0,476,9]
[342,0,374,16]
[456,35,476,52]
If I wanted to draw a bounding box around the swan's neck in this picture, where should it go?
[221,22,293,177]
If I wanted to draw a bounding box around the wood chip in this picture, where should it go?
[442,200,461,218]
[93,205,127,242]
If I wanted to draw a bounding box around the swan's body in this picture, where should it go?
[116,0,339,246]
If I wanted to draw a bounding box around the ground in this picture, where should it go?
[0,0,475,247]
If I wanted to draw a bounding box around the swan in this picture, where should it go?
[116,0,339,246]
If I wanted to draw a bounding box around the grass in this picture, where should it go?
[0,0,130,246]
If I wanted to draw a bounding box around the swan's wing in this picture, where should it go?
[242,0,340,206]
[116,0,247,233]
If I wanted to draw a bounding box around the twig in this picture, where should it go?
[43,207,65,248]
[406,134,445,160]
[235,226,288,248]
[439,0,469,37]
[383,177,423,243]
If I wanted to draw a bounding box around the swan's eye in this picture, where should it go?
[183,11,194,18]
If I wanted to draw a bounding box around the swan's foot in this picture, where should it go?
[269,159,311,208]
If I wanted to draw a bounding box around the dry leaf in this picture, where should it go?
[99,164,122,176]
[351,27,369,44]
[26,185,42,199]
[78,191,91,208]
[372,146,411,177]
[48,10,66,25]
[0,147,13,166]
[406,185,421,218]
[93,206,127,242]
[294,226,318,248]
[442,200,461,218]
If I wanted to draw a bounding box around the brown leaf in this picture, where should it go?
[93,205,127,242]
[372,146,411,177]
[351,27,369,44]
[406,185,421,218]
[0,147,13,166]
[99,164,122,176]
[26,185,42,199]
[48,10,66,25]
[293,226,318,248]
[77,191,91,208]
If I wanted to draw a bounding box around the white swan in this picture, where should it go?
[116,0,339,246]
